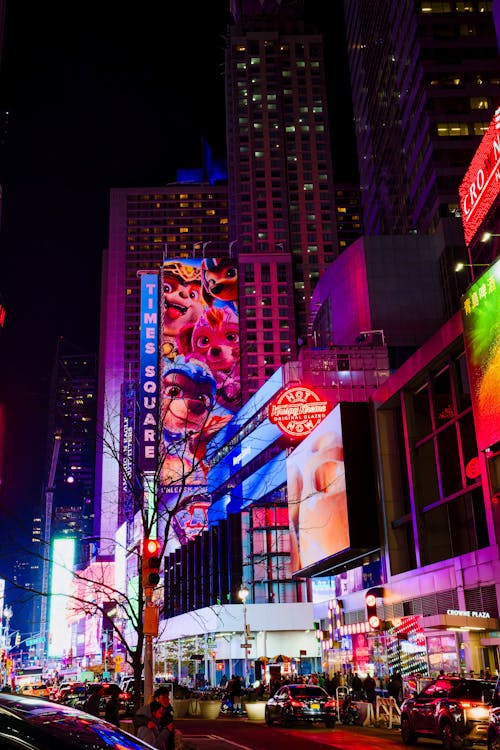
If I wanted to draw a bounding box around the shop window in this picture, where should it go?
[431,366,454,425]
[410,383,433,439]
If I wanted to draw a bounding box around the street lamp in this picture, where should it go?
[480,232,500,242]
[3,606,13,648]
[454,262,491,272]
[238,584,249,686]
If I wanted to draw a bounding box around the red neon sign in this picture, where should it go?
[459,105,500,246]
[269,385,329,438]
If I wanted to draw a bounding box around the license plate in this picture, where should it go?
[310,702,320,710]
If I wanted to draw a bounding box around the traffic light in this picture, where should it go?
[365,587,384,630]
[142,538,161,588]
[15,633,21,646]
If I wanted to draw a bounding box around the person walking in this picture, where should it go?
[104,683,121,726]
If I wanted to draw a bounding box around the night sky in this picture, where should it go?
[0,3,356,536]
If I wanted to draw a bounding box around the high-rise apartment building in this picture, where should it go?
[96,181,229,550]
[343,0,500,238]
[226,0,338,399]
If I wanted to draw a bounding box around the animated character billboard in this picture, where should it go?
[159,258,239,539]
[461,257,500,451]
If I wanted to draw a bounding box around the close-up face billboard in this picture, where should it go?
[461,257,500,451]
[287,404,348,574]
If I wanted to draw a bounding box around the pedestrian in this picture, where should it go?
[387,672,403,707]
[363,673,376,706]
[137,701,174,750]
[231,674,243,714]
[133,685,175,745]
[104,683,121,726]
[351,672,363,699]
[84,684,104,716]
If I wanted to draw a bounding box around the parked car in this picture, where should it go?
[17,683,50,699]
[488,706,500,750]
[400,676,494,750]
[487,676,500,750]
[265,683,337,728]
[0,692,161,749]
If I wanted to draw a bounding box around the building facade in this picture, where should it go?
[226,0,338,399]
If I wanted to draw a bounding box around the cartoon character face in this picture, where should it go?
[201,258,238,302]
[162,370,215,436]
[163,272,205,337]
[190,307,240,374]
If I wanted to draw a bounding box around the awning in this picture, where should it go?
[421,614,500,631]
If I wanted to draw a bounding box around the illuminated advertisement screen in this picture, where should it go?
[459,105,500,246]
[48,537,75,658]
[461,257,500,451]
[160,258,238,493]
[287,405,348,572]
[287,403,378,577]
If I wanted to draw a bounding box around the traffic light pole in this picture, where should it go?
[144,587,153,704]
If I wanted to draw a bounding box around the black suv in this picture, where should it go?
[400,676,494,750]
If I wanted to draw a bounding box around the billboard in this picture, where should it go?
[459,105,500,246]
[48,537,75,658]
[461,257,500,451]
[287,403,379,577]
[160,258,240,530]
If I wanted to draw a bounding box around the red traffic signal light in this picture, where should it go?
[142,538,161,589]
[365,587,384,630]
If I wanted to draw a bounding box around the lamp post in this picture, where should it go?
[238,584,250,686]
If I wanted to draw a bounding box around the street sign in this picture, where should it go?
[241,643,252,648]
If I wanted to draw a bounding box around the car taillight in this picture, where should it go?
[290,700,304,707]
[460,702,490,720]
[120,691,130,700]
[325,699,336,709]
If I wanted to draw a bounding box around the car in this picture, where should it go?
[58,683,88,708]
[17,683,50,699]
[0,691,162,749]
[488,706,500,750]
[264,683,337,728]
[487,676,500,750]
[400,676,494,750]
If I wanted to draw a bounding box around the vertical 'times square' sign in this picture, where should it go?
[139,272,159,472]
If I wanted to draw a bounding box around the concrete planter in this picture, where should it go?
[198,700,221,719]
[173,698,190,718]
[244,702,267,722]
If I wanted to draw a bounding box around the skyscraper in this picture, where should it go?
[95,180,229,550]
[226,0,338,400]
[343,0,500,238]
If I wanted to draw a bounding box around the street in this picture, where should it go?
[168,717,405,750]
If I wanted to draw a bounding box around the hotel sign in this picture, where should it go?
[269,385,329,438]
[459,105,500,246]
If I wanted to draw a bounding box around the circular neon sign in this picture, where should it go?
[269,385,329,438]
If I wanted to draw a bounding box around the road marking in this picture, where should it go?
[183,735,253,750]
